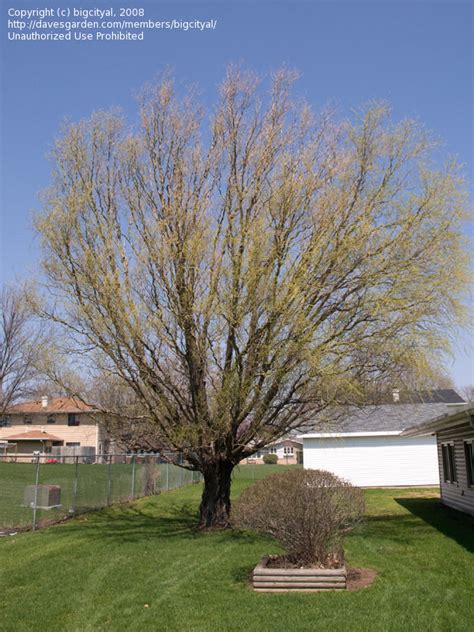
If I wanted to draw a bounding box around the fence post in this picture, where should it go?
[107,455,113,505]
[131,455,136,499]
[166,462,169,490]
[32,455,40,531]
[71,455,79,514]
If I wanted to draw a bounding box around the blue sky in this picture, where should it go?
[1,0,472,385]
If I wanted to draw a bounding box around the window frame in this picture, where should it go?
[67,413,80,427]
[441,442,457,484]
[464,441,473,488]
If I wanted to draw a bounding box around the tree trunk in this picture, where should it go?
[199,460,234,529]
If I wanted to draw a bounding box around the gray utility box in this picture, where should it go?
[24,485,61,509]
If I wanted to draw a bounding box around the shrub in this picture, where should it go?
[143,461,161,495]
[232,468,364,567]
[263,453,278,464]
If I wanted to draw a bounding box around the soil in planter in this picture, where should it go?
[265,554,344,570]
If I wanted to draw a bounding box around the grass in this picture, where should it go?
[1,472,473,632]
[0,460,201,530]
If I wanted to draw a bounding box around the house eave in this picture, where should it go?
[298,431,402,439]
[401,405,474,437]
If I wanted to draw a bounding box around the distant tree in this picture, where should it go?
[355,366,457,404]
[86,372,163,452]
[0,286,43,416]
[35,68,469,527]
[420,369,455,391]
[460,385,474,403]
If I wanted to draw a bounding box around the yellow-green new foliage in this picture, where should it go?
[35,68,470,525]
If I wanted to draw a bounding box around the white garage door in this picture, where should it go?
[303,435,439,486]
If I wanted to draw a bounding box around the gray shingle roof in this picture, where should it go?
[397,389,465,404]
[301,403,465,434]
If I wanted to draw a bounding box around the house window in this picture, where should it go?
[23,415,32,425]
[284,447,294,455]
[66,442,81,447]
[0,417,11,427]
[68,413,80,426]
[270,447,278,454]
[47,415,56,424]
[441,443,457,483]
[464,442,473,487]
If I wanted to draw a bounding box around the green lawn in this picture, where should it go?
[1,473,473,632]
[0,460,200,531]
[0,462,290,531]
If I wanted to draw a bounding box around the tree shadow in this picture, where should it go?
[50,501,267,547]
[395,497,474,553]
[47,502,200,543]
[230,564,255,587]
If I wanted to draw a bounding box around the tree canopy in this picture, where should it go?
[35,67,470,526]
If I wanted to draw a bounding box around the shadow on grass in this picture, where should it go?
[395,497,474,553]
[52,499,266,548]
[350,513,430,549]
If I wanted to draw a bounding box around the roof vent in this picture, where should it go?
[392,389,400,403]
[41,396,48,409]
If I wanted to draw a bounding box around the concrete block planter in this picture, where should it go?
[252,556,347,592]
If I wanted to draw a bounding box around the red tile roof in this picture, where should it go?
[2,430,64,442]
[7,397,95,415]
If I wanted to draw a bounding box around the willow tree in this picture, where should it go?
[36,68,469,527]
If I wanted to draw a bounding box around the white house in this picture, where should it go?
[299,390,466,487]
[244,437,303,465]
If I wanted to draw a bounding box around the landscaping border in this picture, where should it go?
[252,556,347,592]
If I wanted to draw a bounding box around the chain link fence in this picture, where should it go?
[0,454,202,533]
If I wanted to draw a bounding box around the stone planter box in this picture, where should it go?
[253,556,347,592]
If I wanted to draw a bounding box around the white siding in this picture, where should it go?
[302,434,439,486]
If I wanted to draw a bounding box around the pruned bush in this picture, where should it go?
[263,453,278,464]
[231,468,364,567]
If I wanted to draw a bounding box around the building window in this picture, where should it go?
[68,413,80,426]
[66,442,81,447]
[270,447,278,454]
[284,446,294,455]
[441,443,457,483]
[0,417,11,427]
[47,415,56,424]
[23,415,32,425]
[464,442,473,487]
